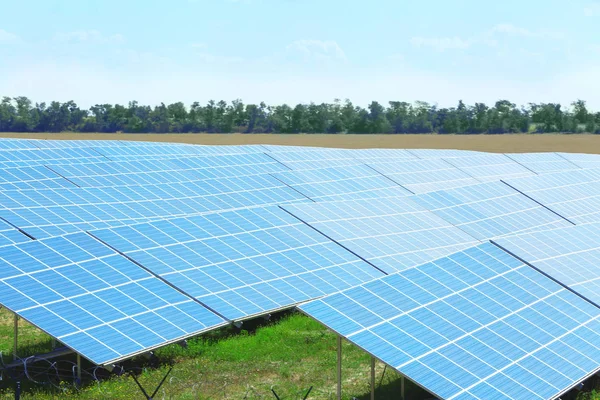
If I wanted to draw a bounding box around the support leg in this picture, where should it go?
[401,375,405,400]
[370,357,375,400]
[13,314,18,361]
[337,335,342,400]
[77,354,82,383]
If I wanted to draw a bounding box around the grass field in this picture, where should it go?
[3,133,600,154]
[2,132,600,399]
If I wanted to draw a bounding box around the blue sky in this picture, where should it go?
[1,0,599,109]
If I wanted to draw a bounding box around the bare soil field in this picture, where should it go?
[2,133,600,153]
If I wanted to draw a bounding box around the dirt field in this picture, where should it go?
[2,133,600,154]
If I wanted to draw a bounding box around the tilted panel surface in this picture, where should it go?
[495,223,600,307]
[0,175,309,241]
[91,206,383,321]
[283,197,479,274]
[272,165,412,202]
[368,159,480,193]
[505,153,582,174]
[412,181,572,240]
[300,243,600,400]
[0,232,227,365]
[504,168,600,224]
[443,154,535,182]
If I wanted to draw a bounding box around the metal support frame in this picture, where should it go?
[76,354,82,383]
[13,314,18,361]
[370,357,375,400]
[337,335,342,400]
[401,375,405,399]
[130,366,173,400]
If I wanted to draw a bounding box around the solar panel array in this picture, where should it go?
[3,138,600,399]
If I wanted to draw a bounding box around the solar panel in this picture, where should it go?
[412,181,573,240]
[0,218,31,246]
[443,154,535,182]
[271,165,412,202]
[0,232,227,365]
[299,242,600,400]
[494,223,600,307]
[406,149,484,159]
[49,153,289,187]
[557,153,600,169]
[368,159,480,193]
[0,175,309,241]
[0,165,75,190]
[282,197,479,273]
[503,168,600,224]
[505,153,582,174]
[90,206,383,321]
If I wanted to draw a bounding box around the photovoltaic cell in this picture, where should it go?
[504,168,600,224]
[412,181,572,240]
[495,223,600,307]
[283,197,479,273]
[443,154,535,182]
[271,165,412,202]
[0,232,227,365]
[505,153,582,174]
[0,175,310,240]
[300,242,600,400]
[90,206,383,320]
[369,159,480,193]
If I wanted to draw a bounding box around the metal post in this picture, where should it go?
[13,314,18,361]
[370,357,375,400]
[77,354,82,382]
[337,335,342,400]
[401,375,405,399]
[52,338,57,350]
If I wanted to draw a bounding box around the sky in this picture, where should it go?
[1,0,599,109]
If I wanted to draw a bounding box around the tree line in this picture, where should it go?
[1,96,599,134]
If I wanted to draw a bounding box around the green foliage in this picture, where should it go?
[0,96,598,134]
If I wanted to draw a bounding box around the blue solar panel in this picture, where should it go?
[283,197,479,273]
[0,165,75,190]
[0,232,227,365]
[90,206,383,320]
[412,181,572,240]
[272,165,412,202]
[504,168,600,224]
[557,153,600,169]
[48,153,289,187]
[495,223,600,307]
[0,175,310,240]
[300,242,600,400]
[369,159,480,193]
[506,153,582,174]
[443,154,535,182]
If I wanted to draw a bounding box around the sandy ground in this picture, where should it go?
[2,133,600,153]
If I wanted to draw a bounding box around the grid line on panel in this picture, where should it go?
[500,180,576,225]
[0,216,36,240]
[500,155,539,175]
[44,165,81,188]
[491,239,600,319]
[263,152,293,170]
[554,152,586,170]
[88,231,233,322]
[268,174,316,202]
[300,242,600,400]
[361,164,415,194]
[278,206,388,276]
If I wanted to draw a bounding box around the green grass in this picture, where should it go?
[0,307,599,399]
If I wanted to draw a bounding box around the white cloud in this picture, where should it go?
[0,29,18,43]
[491,24,563,39]
[287,39,347,61]
[584,2,600,16]
[410,36,472,51]
[53,30,124,44]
